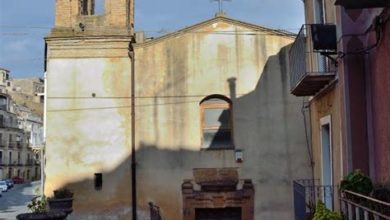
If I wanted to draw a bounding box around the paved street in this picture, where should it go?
[0,181,40,220]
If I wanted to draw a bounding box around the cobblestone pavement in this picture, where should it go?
[0,181,40,220]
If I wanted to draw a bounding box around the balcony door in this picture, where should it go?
[314,0,327,72]
[320,116,333,210]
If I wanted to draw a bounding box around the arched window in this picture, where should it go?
[200,95,233,149]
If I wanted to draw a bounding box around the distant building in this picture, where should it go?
[8,78,44,115]
[0,69,42,182]
[0,93,38,181]
[0,68,11,94]
[16,105,44,149]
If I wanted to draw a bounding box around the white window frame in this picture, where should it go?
[320,115,334,210]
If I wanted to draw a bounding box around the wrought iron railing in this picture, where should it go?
[340,190,390,220]
[293,179,337,220]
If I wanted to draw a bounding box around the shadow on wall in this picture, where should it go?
[231,45,311,217]
[55,144,211,220]
[47,45,311,220]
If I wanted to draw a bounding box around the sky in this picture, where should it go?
[0,0,304,78]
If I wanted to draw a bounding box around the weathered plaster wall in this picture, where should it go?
[367,8,390,182]
[134,19,311,220]
[309,85,343,209]
[338,8,388,180]
[45,37,136,218]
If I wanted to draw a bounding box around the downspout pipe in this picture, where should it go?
[41,42,48,196]
[129,38,137,220]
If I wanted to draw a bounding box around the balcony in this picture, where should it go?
[340,190,390,219]
[293,179,390,220]
[289,24,337,96]
[26,159,34,166]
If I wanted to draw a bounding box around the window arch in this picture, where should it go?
[200,95,233,149]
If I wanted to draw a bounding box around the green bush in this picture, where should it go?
[313,201,342,220]
[53,188,73,199]
[27,197,47,213]
[340,169,373,195]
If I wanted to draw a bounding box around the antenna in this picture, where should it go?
[210,0,232,14]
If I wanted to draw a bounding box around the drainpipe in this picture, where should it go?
[41,42,48,196]
[41,71,47,197]
[129,39,137,220]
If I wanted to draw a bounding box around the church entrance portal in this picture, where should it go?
[182,168,254,220]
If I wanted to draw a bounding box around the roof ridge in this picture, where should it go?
[134,16,295,47]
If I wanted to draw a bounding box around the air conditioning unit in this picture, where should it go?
[311,24,337,52]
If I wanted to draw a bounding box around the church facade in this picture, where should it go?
[44,0,311,219]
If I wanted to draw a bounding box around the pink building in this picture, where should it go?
[338,4,390,182]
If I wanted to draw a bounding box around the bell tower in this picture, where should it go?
[44,0,136,218]
[52,0,134,36]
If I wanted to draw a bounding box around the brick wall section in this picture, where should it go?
[105,0,133,28]
[54,0,134,31]
[55,0,80,28]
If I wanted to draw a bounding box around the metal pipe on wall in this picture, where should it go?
[129,39,137,220]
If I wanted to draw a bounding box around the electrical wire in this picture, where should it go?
[0,24,300,38]
[47,99,201,112]
[338,14,389,58]
[47,94,245,100]
[0,31,296,37]
[0,25,301,32]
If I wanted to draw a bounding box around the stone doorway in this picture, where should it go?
[182,168,254,220]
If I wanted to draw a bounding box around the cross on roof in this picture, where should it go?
[211,0,232,14]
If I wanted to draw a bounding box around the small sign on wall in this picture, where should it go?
[235,149,243,163]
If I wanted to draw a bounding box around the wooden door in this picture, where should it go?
[195,208,241,220]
